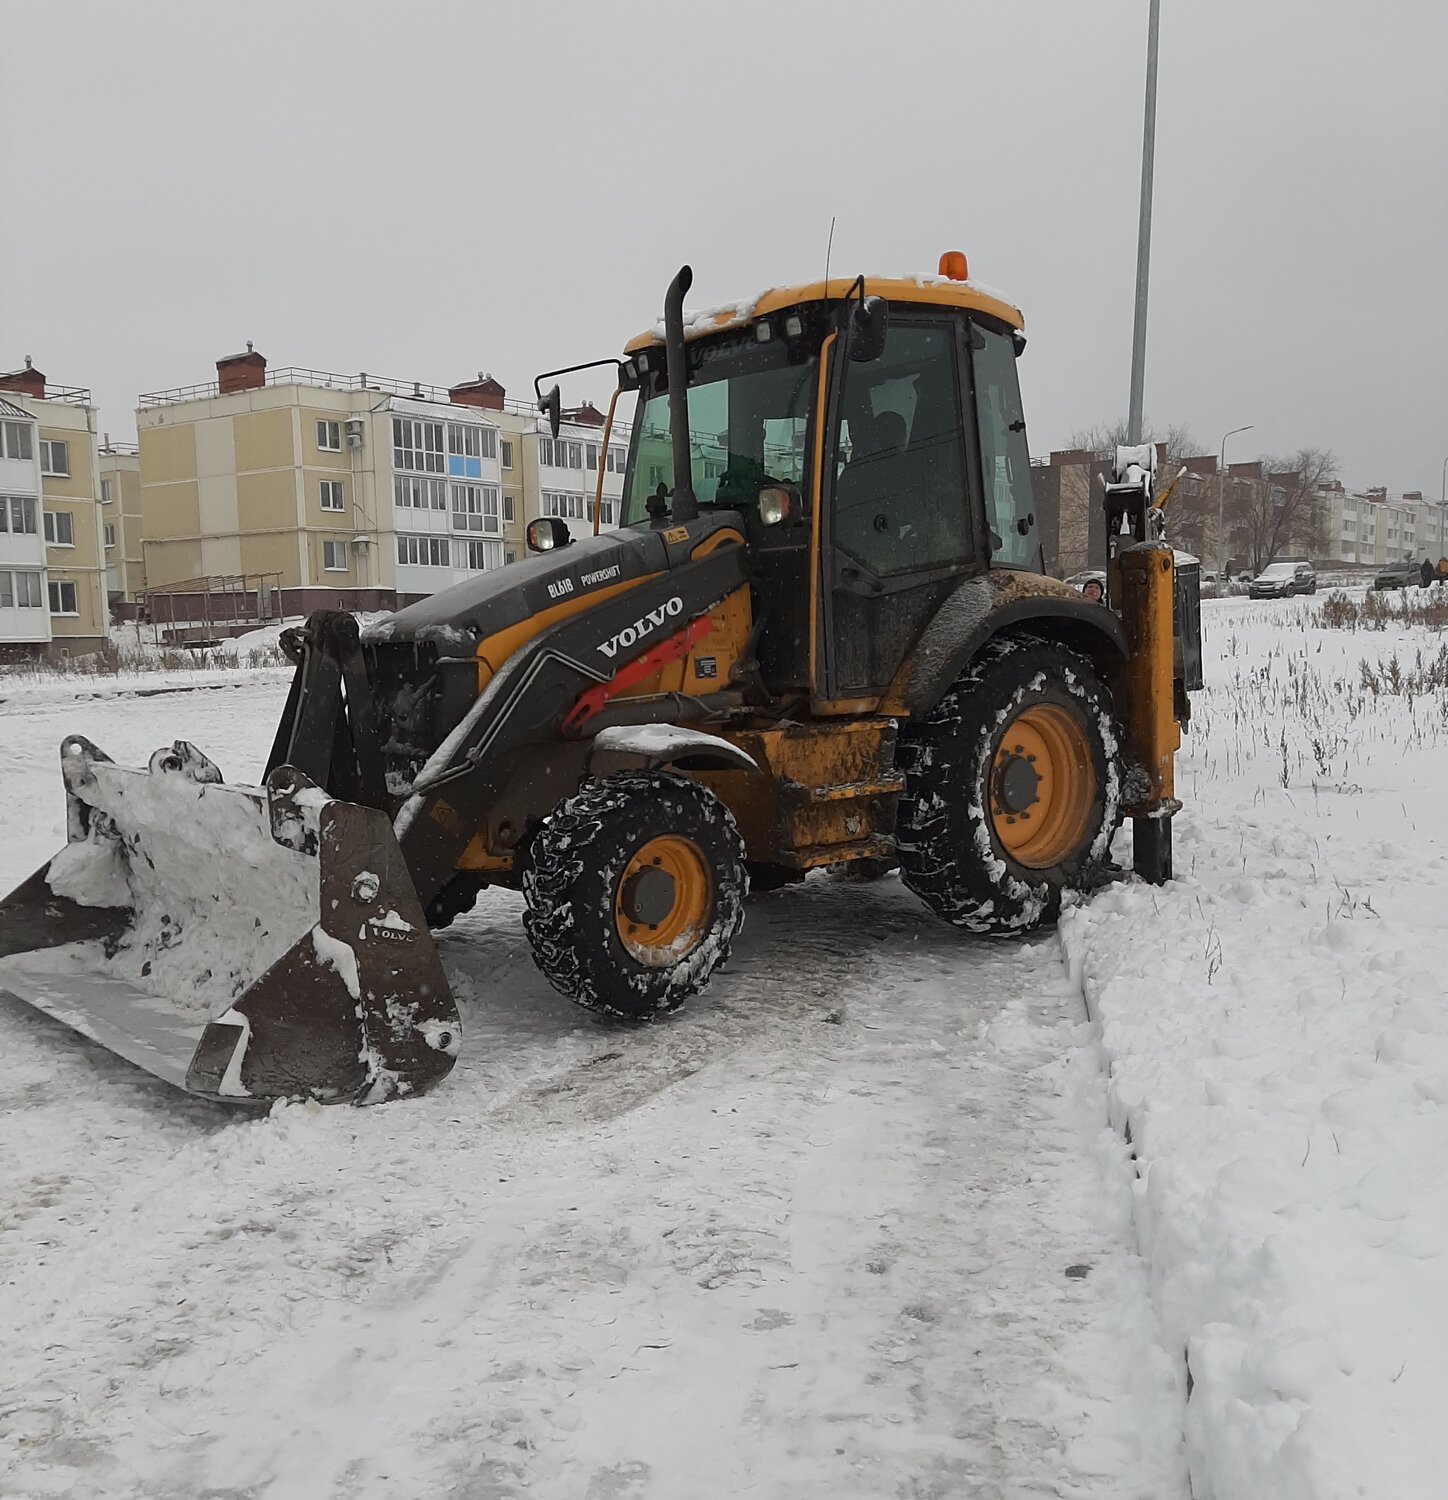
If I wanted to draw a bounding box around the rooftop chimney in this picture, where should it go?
[448,371,506,410]
[217,341,266,394]
[0,355,46,400]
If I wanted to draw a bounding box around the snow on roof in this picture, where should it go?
[626,274,1024,351]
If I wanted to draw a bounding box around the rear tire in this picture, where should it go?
[895,636,1120,935]
[523,772,746,1019]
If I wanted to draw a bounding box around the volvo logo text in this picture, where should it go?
[598,597,685,659]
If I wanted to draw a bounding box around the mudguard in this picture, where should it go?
[882,570,1128,718]
[585,724,758,778]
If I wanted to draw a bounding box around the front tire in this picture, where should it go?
[895,637,1121,934]
[523,772,746,1019]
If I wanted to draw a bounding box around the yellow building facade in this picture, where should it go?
[0,365,109,655]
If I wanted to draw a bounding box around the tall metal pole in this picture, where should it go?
[1216,424,1253,575]
[1438,455,1447,562]
[1126,0,1161,447]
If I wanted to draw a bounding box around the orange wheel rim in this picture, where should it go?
[988,703,1095,869]
[614,835,712,966]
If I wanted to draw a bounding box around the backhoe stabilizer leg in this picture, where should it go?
[1111,541,1181,887]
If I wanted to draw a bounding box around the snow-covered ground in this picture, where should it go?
[0,586,1443,1497]
[0,676,1187,1497]
[1064,587,1448,1498]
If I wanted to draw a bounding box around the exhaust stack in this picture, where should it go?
[663,265,697,523]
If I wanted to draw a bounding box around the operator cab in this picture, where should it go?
[613,257,1040,701]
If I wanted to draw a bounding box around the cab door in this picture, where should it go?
[818,316,982,703]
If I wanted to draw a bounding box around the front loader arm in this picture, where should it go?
[268,611,390,808]
[392,543,750,907]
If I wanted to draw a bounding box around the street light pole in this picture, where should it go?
[1216,424,1254,575]
[1437,455,1447,561]
[1126,0,1161,447]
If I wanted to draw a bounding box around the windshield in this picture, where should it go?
[1259,563,1296,579]
[623,331,819,527]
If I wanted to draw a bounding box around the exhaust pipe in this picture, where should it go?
[663,265,698,523]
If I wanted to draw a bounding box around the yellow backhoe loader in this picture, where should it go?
[0,254,1191,1105]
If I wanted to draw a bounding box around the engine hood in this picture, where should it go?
[361,518,741,656]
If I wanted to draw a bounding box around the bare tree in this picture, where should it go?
[1225,447,1337,572]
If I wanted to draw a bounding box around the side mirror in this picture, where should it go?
[526,516,573,553]
[758,486,801,527]
[540,384,562,441]
[848,296,889,363]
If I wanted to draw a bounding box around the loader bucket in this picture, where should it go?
[0,737,461,1105]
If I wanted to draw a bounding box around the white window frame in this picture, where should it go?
[542,491,586,520]
[320,479,345,512]
[1,421,33,461]
[392,417,445,474]
[43,509,75,546]
[393,474,446,511]
[0,569,44,608]
[462,539,501,571]
[447,423,495,461]
[586,442,598,471]
[500,439,513,470]
[39,439,69,477]
[100,478,113,505]
[396,534,451,567]
[48,579,78,615]
[322,539,348,571]
[316,419,342,452]
[451,483,502,535]
[104,523,116,548]
[4,496,37,534]
[502,493,515,524]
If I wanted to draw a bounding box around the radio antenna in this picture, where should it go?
[824,216,836,288]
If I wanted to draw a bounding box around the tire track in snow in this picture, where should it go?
[1,882,1188,1500]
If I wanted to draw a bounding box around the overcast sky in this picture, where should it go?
[2,0,1444,493]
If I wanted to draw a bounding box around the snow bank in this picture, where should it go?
[1062,595,1448,1498]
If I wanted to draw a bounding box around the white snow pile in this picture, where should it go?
[1062,591,1448,1498]
[54,762,319,1017]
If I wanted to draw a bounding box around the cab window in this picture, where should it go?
[833,322,971,577]
[970,323,1037,567]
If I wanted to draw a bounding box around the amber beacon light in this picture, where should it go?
[938,250,969,281]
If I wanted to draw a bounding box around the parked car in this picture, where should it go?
[1249,560,1316,599]
[1375,560,1424,591]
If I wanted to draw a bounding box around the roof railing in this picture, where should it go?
[139,367,601,421]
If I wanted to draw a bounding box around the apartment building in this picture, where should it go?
[0,363,108,657]
[135,351,635,627]
[0,397,48,658]
[1328,486,1448,568]
[137,351,536,612]
[526,401,629,543]
[98,438,144,603]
